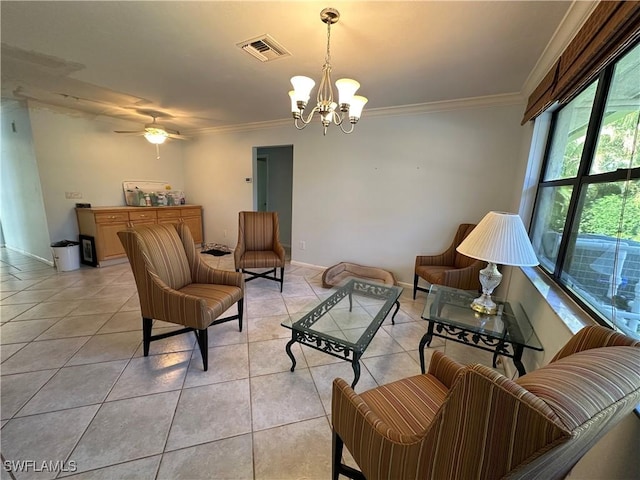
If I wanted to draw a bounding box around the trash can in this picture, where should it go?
[51,240,80,272]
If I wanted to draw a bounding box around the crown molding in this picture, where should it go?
[189,92,525,136]
[363,92,525,119]
[521,1,599,98]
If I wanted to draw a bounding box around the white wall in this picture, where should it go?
[27,102,185,243]
[184,101,527,283]
[0,100,52,261]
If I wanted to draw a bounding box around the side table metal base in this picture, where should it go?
[419,321,527,376]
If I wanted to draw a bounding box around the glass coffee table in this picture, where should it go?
[282,279,403,387]
[419,284,542,376]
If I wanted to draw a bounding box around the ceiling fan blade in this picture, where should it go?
[167,133,188,140]
[114,130,144,134]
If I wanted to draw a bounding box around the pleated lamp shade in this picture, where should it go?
[456,212,539,266]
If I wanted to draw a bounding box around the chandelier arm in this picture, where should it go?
[332,110,344,126]
[299,106,319,125]
[339,122,356,134]
[294,106,320,129]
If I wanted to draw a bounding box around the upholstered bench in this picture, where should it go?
[322,262,397,288]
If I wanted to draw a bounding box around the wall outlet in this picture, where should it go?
[65,192,83,199]
[299,240,306,250]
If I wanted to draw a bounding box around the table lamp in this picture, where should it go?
[456,211,539,314]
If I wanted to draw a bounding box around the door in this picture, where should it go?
[257,155,269,212]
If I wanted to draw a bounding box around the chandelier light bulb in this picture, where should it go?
[290,76,316,107]
[348,95,368,120]
[288,91,299,114]
[335,78,360,109]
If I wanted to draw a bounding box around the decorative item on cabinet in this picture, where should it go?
[75,205,203,266]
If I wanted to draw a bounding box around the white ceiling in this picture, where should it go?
[1,1,573,134]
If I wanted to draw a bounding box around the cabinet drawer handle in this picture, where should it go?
[109,216,117,219]
[139,214,146,218]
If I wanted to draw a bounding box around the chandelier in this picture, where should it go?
[289,8,368,135]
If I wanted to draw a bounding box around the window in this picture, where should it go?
[530,41,640,340]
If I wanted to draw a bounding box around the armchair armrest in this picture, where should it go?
[427,351,465,388]
[191,260,244,288]
[332,378,425,479]
[415,246,456,268]
[440,262,482,290]
[233,241,245,267]
[274,241,286,263]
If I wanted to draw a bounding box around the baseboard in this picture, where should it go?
[289,260,325,271]
[4,246,54,266]
[97,257,129,268]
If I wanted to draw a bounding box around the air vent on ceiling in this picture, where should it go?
[237,34,291,62]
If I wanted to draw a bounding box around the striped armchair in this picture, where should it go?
[413,223,483,299]
[234,211,286,292]
[118,222,244,371]
[332,325,640,480]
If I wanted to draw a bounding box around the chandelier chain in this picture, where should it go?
[325,20,332,64]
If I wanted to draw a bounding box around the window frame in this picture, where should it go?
[530,40,640,330]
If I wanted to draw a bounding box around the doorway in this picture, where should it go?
[256,155,269,212]
[253,145,293,248]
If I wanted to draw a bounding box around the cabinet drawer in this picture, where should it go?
[95,212,129,223]
[157,209,181,219]
[181,208,201,217]
[129,210,157,221]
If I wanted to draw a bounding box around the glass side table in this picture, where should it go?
[419,284,543,376]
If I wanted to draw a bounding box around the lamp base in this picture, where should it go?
[470,262,502,315]
[470,293,498,315]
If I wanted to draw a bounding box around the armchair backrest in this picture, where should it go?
[453,223,477,268]
[118,223,192,293]
[237,211,280,251]
[419,365,569,479]
[417,326,640,479]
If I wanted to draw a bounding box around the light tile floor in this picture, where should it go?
[0,247,502,479]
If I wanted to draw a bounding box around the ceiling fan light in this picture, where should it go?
[144,128,168,144]
[348,95,368,120]
[335,78,360,108]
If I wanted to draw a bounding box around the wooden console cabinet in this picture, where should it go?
[76,205,203,265]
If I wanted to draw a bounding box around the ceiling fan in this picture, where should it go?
[115,115,187,145]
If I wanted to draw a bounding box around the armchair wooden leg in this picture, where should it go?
[142,317,153,356]
[332,430,343,480]
[332,430,366,480]
[280,267,285,292]
[413,274,419,300]
[237,299,244,332]
[196,328,209,371]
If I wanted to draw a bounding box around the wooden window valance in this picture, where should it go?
[522,1,640,125]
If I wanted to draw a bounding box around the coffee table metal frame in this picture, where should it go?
[283,279,402,387]
[419,284,543,376]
